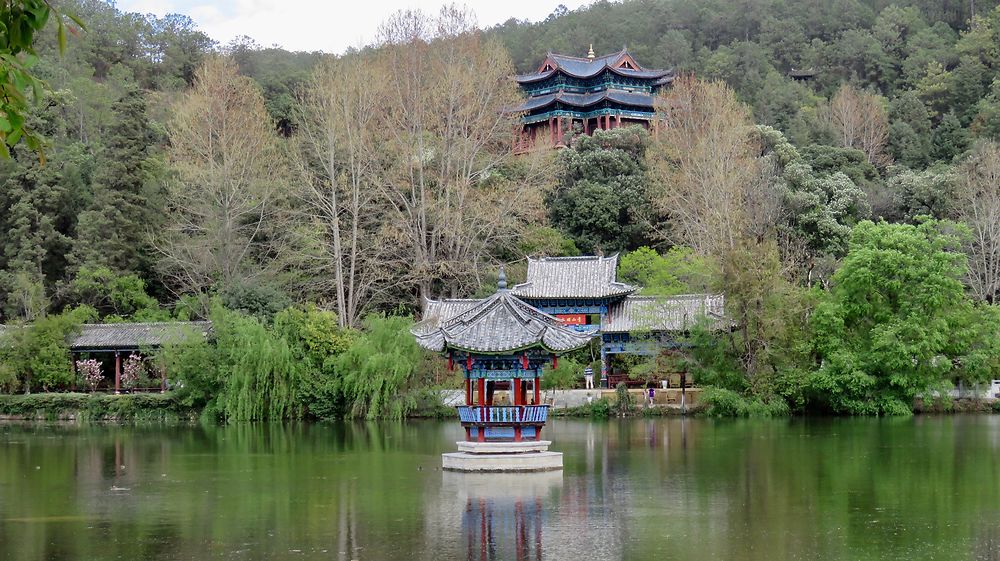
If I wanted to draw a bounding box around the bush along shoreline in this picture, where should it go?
[0,393,193,423]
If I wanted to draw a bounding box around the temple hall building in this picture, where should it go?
[417,255,726,389]
[512,47,674,152]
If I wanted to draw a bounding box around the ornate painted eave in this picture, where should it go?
[512,255,638,300]
[603,295,729,333]
[411,281,593,355]
[512,90,657,113]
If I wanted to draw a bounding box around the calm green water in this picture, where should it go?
[1,417,999,561]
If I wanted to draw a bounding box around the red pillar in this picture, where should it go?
[556,118,563,145]
[513,378,522,406]
[114,351,121,394]
[71,353,78,392]
[616,114,622,128]
[477,376,487,442]
[533,376,540,404]
[548,117,554,144]
[465,379,472,405]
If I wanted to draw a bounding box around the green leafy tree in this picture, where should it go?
[888,92,933,168]
[618,246,717,296]
[807,220,997,415]
[68,265,165,321]
[547,126,654,253]
[932,111,969,162]
[0,0,83,158]
[0,305,95,393]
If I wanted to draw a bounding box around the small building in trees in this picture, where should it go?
[67,322,212,393]
[512,47,673,152]
[419,255,726,389]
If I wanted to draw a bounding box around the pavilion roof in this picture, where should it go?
[513,90,657,113]
[603,295,728,333]
[69,322,212,351]
[516,49,672,84]
[412,283,593,354]
[0,321,212,352]
[511,255,638,300]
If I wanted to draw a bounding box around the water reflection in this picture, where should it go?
[2,418,1000,560]
[440,472,559,561]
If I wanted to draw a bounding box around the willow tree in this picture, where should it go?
[159,56,287,296]
[294,54,402,328]
[375,6,546,301]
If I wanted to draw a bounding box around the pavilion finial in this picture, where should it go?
[587,44,595,59]
[498,266,508,290]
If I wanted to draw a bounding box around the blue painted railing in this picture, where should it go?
[456,405,549,425]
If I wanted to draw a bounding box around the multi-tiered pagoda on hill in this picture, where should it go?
[512,47,673,151]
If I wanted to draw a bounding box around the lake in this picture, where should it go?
[1,416,998,561]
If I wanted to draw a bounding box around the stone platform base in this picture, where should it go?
[443,440,562,472]
[442,451,563,472]
[456,440,552,454]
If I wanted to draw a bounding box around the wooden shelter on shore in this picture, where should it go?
[0,321,211,393]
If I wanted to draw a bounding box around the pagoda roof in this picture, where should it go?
[516,49,672,84]
[511,255,638,300]
[412,288,593,354]
[513,90,657,113]
[603,295,728,333]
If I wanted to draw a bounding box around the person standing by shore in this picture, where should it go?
[583,365,594,389]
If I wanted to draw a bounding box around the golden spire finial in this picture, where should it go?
[587,44,595,59]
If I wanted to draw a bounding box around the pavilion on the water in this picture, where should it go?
[512,47,673,151]
[412,269,592,471]
[421,255,726,389]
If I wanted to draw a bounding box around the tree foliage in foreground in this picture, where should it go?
[807,220,1000,415]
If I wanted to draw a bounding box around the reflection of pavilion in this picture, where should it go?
[447,472,562,561]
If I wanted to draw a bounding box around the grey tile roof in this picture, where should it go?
[513,90,656,113]
[411,298,481,337]
[0,321,212,351]
[411,291,593,354]
[516,49,672,83]
[511,255,637,300]
[603,295,728,333]
[71,322,212,350]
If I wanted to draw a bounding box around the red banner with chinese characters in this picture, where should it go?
[555,314,586,325]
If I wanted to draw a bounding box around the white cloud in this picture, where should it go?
[116,0,591,53]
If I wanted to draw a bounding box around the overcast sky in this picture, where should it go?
[116,0,592,53]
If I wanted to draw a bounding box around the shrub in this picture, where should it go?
[0,392,189,422]
[76,358,104,391]
[0,305,96,393]
[614,383,635,416]
[700,387,790,417]
[542,358,582,389]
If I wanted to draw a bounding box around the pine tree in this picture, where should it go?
[70,87,160,277]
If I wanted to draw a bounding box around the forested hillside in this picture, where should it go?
[494,0,1000,169]
[1,0,999,417]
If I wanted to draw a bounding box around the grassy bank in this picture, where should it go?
[0,393,197,422]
